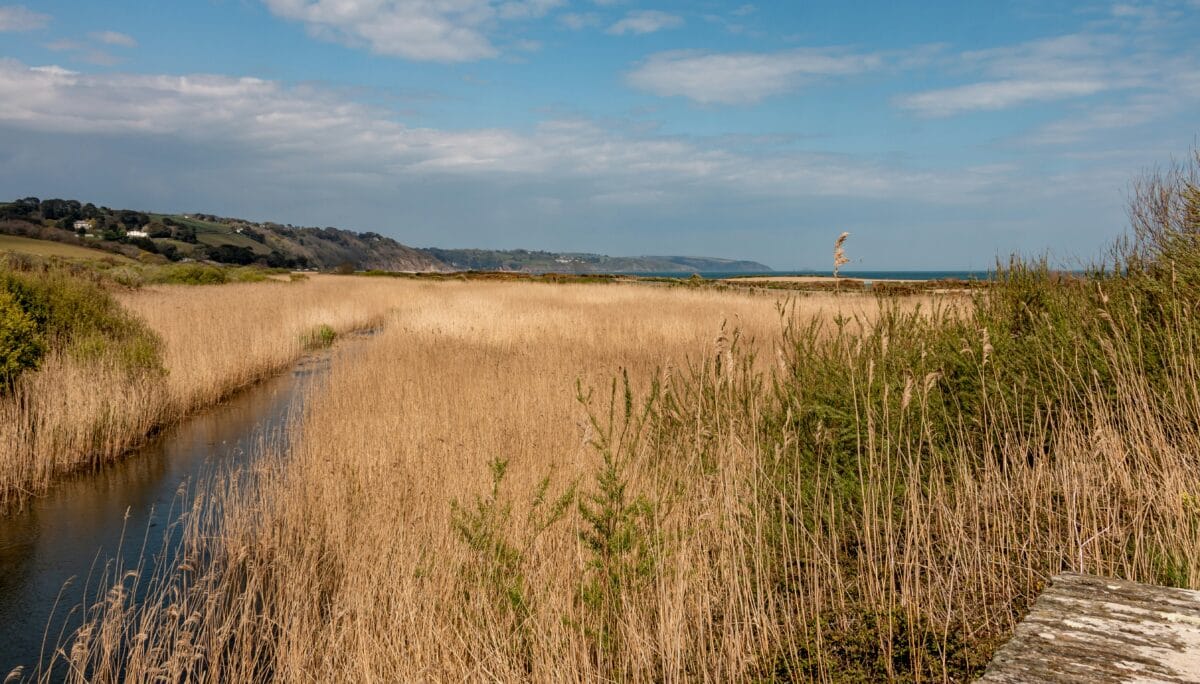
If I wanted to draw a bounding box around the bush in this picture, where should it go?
[0,264,163,388]
[737,150,1200,678]
[148,264,229,285]
[301,323,337,350]
[0,288,42,386]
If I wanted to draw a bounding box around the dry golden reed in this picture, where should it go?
[0,275,417,507]
[42,280,948,682]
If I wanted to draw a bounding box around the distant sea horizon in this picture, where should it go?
[631,270,996,281]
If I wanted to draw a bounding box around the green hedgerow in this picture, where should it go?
[0,288,43,386]
[0,263,164,389]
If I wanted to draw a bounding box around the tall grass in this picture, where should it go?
[0,274,412,508]
[31,284,896,682]
[33,149,1200,681]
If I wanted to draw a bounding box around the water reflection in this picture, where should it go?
[0,355,329,675]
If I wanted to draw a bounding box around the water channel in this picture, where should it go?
[0,352,335,676]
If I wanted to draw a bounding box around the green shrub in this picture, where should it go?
[148,263,229,285]
[0,264,163,388]
[301,323,337,350]
[0,289,42,386]
[228,267,269,283]
[450,457,575,671]
[106,266,146,289]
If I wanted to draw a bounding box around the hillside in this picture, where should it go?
[418,248,772,274]
[0,198,442,272]
[0,198,773,274]
[0,233,138,263]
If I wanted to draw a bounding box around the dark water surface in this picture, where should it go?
[0,355,332,677]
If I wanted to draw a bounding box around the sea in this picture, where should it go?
[631,270,994,281]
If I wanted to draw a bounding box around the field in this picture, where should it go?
[12,245,1195,682]
[0,274,412,506]
[0,234,136,262]
[6,158,1200,681]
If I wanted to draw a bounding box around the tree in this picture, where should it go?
[208,244,257,265]
[146,222,172,238]
[172,224,197,243]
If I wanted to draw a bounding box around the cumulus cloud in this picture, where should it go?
[606,10,682,35]
[0,58,997,205]
[627,49,881,104]
[0,4,49,31]
[262,0,559,62]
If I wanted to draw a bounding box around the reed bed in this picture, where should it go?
[0,275,413,508]
[42,257,1200,681]
[24,151,1200,682]
[33,260,1200,683]
[36,282,957,682]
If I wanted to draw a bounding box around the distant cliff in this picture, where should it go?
[0,197,772,274]
[417,248,772,274]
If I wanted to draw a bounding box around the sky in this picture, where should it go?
[0,1,1197,269]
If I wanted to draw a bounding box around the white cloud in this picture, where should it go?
[90,30,137,47]
[627,49,881,104]
[606,10,682,35]
[1025,65,1200,144]
[45,39,82,51]
[497,0,563,20]
[897,34,1149,116]
[560,12,601,30]
[898,79,1108,116]
[0,4,49,31]
[43,33,133,67]
[0,59,996,205]
[262,0,558,62]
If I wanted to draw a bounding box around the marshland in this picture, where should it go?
[0,149,1197,681]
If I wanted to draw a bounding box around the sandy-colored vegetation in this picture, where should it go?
[0,274,415,507]
[44,164,1200,679]
[58,258,1200,680]
[8,146,1196,684]
[41,282,971,681]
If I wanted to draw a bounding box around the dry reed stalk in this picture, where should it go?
[29,280,972,682]
[0,275,414,507]
[45,281,918,681]
[833,231,850,281]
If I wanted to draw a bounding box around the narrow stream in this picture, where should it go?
[0,352,335,676]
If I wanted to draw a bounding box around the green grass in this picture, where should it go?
[150,214,274,255]
[0,234,136,263]
[194,229,273,254]
[0,256,163,388]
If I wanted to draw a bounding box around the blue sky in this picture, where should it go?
[0,1,1197,269]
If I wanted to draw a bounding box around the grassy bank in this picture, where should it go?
[0,267,414,509]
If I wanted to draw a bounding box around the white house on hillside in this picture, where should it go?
[126,229,150,238]
[73,219,93,231]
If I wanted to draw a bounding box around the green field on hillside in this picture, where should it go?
[0,234,135,262]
